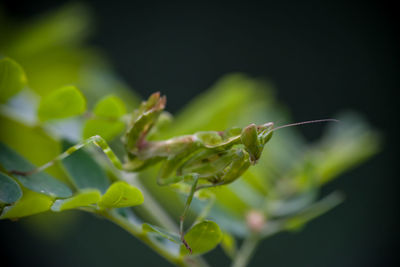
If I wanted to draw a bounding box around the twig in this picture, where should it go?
[231,234,260,267]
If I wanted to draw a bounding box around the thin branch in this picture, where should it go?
[231,234,260,267]
[99,209,190,267]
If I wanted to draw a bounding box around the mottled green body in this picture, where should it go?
[120,93,274,187]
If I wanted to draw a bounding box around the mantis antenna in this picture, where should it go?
[271,118,339,132]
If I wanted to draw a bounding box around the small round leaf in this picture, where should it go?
[180,220,222,256]
[98,181,144,209]
[93,95,126,117]
[82,95,126,140]
[51,189,101,212]
[1,188,53,219]
[83,119,125,141]
[38,85,86,121]
[0,57,27,103]
[0,172,22,204]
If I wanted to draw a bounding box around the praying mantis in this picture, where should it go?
[10,92,336,253]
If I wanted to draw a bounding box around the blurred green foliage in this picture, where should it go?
[0,57,27,103]
[0,4,380,267]
[38,85,86,121]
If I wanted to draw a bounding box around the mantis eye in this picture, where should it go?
[241,124,262,164]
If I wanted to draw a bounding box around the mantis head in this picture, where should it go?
[241,122,274,164]
[240,119,338,165]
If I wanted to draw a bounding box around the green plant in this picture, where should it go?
[0,4,380,267]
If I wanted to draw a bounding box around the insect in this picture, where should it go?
[11,92,336,253]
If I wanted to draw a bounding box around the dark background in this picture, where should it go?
[1,0,398,266]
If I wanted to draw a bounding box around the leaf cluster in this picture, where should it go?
[0,4,381,266]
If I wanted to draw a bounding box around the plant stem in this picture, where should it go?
[123,172,179,232]
[231,234,260,267]
[111,172,210,267]
[99,209,189,267]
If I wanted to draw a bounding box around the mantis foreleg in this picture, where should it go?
[179,174,199,254]
[10,135,123,176]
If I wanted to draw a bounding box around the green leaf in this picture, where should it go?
[93,95,126,117]
[61,140,109,193]
[1,188,54,219]
[82,95,126,140]
[0,143,73,198]
[142,223,181,244]
[83,119,125,141]
[0,57,28,103]
[51,189,101,212]
[38,85,86,121]
[98,181,144,209]
[180,220,223,256]
[0,114,70,184]
[0,172,23,204]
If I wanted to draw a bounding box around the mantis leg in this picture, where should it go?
[156,174,186,186]
[179,174,199,253]
[10,135,123,176]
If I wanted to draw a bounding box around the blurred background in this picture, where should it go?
[0,0,398,266]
